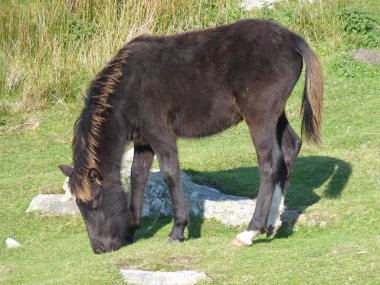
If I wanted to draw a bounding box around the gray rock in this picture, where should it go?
[120,269,208,285]
[26,194,80,215]
[349,49,380,65]
[142,171,258,226]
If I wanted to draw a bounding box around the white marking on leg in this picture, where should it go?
[235,230,259,246]
[267,183,284,229]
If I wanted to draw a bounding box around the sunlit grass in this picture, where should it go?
[0,0,379,284]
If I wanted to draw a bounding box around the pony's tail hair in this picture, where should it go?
[294,36,324,146]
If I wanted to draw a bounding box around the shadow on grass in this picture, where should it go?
[134,156,351,243]
[135,215,204,242]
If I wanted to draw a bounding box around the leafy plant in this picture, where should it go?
[342,8,376,34]
[67,20,97,41]
[340,8,380,48]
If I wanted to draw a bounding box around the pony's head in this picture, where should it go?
[59,164,130,254]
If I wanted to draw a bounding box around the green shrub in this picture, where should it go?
[340,8,380,48]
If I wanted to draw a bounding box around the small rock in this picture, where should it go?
[120,269,208,285]
[6,238,21,248]
[320,221,328,227]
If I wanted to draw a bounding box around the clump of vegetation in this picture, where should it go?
[255,0,346,50]
[340,8,380,48]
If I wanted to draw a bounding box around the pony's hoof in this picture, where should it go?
[231,238,251,247]
[232,230,256,246]
[266,225,281,237]
[167,237,181,244]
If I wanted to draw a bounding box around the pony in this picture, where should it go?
[59,19,323,253]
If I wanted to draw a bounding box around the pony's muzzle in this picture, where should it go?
[91,239,126,254]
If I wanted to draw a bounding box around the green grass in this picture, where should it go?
[1,0,380,284]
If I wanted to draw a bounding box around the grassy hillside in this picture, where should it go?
[1,0,379,284]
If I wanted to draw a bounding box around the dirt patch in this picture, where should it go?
[113,255,196,272]
[349,49,380,65]
[162,256,195,271]
[0,119,41,133]
[0,265,12,283]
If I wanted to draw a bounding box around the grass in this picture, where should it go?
[1,0,380,284]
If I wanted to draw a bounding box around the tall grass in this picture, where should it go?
[0,0,246,117]
[0,0,378,118]
[256,0,347,50]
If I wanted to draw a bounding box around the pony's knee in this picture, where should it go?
[161,167,179,186]
[294,136,302,154]
[283,135,301,172]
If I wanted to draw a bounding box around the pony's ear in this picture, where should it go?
[59,164,74,177]
[88,168,102,183]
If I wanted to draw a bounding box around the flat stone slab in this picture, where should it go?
[27,171,297,227]
[120,269,208,285]
[26,194,80,215]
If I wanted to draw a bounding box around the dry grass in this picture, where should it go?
[1,0,362,118]
[0,0,245,116]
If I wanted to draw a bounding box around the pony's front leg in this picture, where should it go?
[126,144,154,243]
[156,145,189,242]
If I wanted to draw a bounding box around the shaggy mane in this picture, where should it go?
[71,46,130,201]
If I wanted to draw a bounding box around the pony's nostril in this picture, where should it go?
[94,247,104,254]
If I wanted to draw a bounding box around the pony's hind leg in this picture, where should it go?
[126,142,154,243]
[266,113,302,236]
[233,120,285,246]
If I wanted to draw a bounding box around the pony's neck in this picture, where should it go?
[96,112,128,185]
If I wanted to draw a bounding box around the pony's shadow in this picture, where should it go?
[134,156,351,243]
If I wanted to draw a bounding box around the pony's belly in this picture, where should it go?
[173,109,243,138]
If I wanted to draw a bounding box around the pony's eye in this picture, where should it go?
[88,202,98,212]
